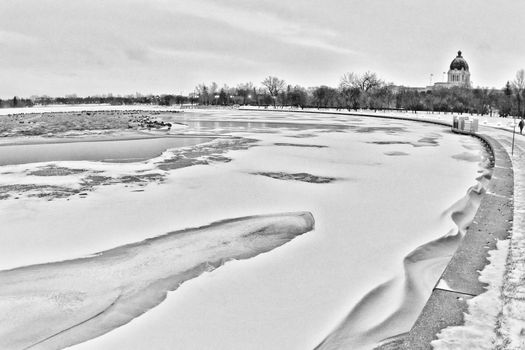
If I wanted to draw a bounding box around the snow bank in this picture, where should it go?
[316,181,487,350]
[431,239,509,349]
[432,131,525,350]
[0,212,314,350]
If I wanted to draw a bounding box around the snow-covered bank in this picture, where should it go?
[0,104,182,117]
[0,212,314,350]
[431,239,510,349]
[316,179,488,350]
[431,128,525,349]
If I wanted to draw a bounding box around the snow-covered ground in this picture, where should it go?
[0,104,183,116]
[431,123,525,349]
[0,107,489,349]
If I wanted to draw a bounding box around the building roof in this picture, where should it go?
[450,50,469,71]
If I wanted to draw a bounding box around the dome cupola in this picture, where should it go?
[449,50,469,71]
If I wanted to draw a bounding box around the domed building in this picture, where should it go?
[431,50,472,89]
[447,51,471,87]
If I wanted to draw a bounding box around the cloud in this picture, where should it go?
[151,47,257,66]
[155,0,354,57]
[124,47,151,63]
[476,42,492,53]
[1,0,524,96]
[282,37,360,56]
[0,30,37,46]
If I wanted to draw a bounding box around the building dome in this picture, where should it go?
[450,50,469,71]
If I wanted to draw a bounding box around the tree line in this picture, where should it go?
[3,69,525,117]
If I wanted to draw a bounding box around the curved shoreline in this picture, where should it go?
[389,133,513,349]
[240,107,512,349]
[315,179,488,350]
[2,106,510,348]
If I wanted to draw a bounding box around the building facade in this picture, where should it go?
[447,50,470,87]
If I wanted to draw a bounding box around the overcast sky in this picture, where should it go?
[1,0,524,98]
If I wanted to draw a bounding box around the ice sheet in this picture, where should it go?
[0,212,314,350]
[0,109,487,349]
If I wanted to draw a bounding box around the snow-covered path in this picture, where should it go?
[431,124,525,349]
[496,133,525,349]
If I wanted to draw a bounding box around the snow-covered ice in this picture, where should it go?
[0,108,489,349]
[0,212,314,350]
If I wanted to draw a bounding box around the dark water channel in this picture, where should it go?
[0,137,210,166]
[1,119,346,166]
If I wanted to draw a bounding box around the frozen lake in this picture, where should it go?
[0,109,488,350]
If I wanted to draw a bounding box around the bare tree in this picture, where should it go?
[340,71,383,92]
[512,69,525,117]
[195,84,208,105]
[237,82,254,104]
[262,76,285,107]
[339,72,359,90]
[313,86,338,108]
[358,71,383,92]
[339,73,359,109]
[288,85,307,108]
[339,71,384,109]
[209,82,218,95]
